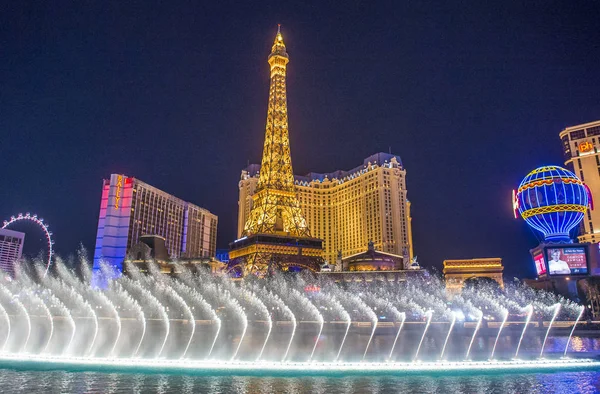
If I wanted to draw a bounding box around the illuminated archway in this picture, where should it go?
[2,213,54,274]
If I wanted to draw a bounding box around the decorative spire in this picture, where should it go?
[270,24,288,62]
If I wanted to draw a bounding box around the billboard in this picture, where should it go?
[545,246,588,275]
[533,252,547,276]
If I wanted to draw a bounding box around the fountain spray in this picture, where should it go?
[44,292,76,356]
[228,295,248,361]
[168,286,196,359]
[414,310,433,361]
[0,285,30,353]
[540,303,561,358]
[27,290,54,354]
[490,308,508,360]
[564,306,585,357]
[94,291,122,356]
[0,302,10,352]
[515,304,533,359]
[389,312,406,361]
[287,289,322,361]
[111,283,145,357]
[466,310,483,360]
[250,291,272,361]
[331,297,351,361]
[119,277,170,358]
[362,312,378,361]
[440,312,456,360]
[281,303,296,362]
[173,274,221,359]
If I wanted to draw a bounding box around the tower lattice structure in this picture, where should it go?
[229,27,323,277]
[242,26,310,238]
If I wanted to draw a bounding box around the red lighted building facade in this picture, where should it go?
[93,174,217,274]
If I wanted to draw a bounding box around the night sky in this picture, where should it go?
[1,1,599,278]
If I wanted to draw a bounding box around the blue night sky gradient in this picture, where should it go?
[1,1,599,278]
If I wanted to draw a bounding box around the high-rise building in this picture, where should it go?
[229,26,324,276]
[560,120,600,244]
[0,228,25,276]
[238,152,413,265]
[93,174,217,273]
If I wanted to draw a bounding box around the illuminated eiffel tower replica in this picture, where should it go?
[229,26,323,277]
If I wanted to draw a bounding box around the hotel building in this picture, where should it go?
[560,120,600,244]
[93,174,217,272]
[0,228,25,276]
[237,152,413,265]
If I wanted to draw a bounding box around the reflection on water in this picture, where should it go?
[0,369,599,393]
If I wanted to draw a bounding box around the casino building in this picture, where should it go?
[560,119,600,245]
[238,153,414,266]
[93,174,217,273]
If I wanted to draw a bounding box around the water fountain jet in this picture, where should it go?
[564,306,585,357]
[440,312,456,360]
[0,303,10,352]
[282,308,296,362]
[414,310,433,361]
[331,297,351,362]
[162,284,196,359]
[466,310,483,360]
[540,303,561,358]
[389,312,406,360]
[363,319,378,361]
[515,304,533,359]
[0,286,30,353]
[0,253,593,377]
[229,296,247,361]
[490,308,508,360]
[28,291,54,353]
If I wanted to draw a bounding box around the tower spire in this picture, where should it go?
[242,26,310,237]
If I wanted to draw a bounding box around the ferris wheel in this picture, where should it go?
[2,212,54,274]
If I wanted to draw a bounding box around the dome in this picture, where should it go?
[515,165,591,242]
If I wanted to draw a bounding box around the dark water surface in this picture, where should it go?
[0,368,598,393]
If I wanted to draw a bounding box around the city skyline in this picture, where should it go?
[1,2,600,278]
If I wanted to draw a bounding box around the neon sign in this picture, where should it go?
[578,141,593,154]
[115,175,123,209]
[515,166,589,242]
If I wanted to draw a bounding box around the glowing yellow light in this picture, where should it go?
[114,175,123,209]
[520,204,587,219]
[579,141,593,153]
